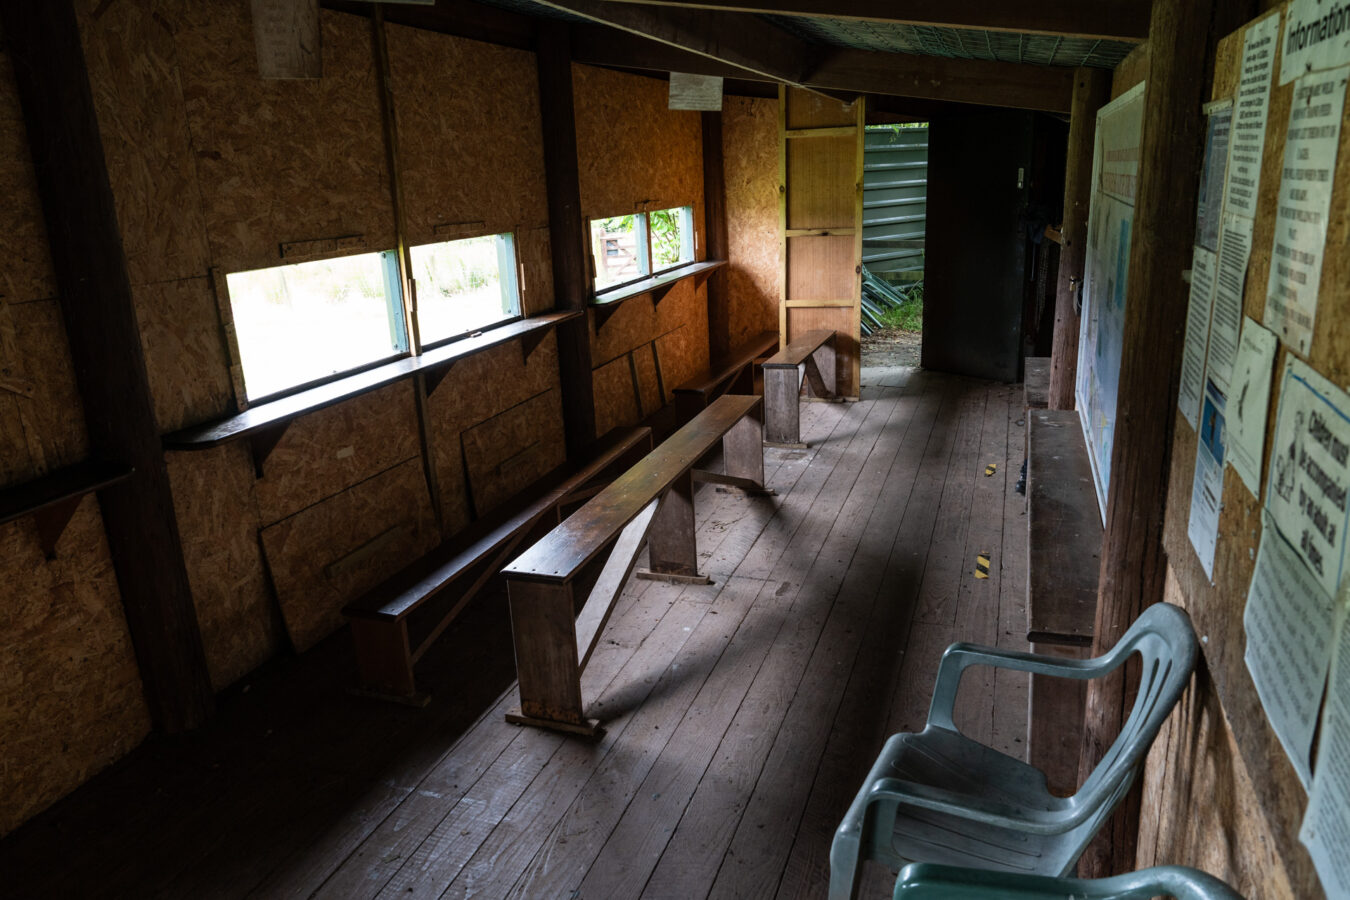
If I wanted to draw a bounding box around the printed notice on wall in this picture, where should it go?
[1300,597,1350,896]
[1281,0,1350,84]
[668,73,724,111]
[1245,515,1337,786]
[1265,66,1349,355]
[1189,379,1227,578]
[1225,13,1281,218]
[1179,248,1218,429]
[1266,356,1350,598]
[1207,213,1255,394]
[1196,101,1234,252]
[1227,317,1280,497]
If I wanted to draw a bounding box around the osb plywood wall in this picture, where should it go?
[723,96,781,348]
[572,64,710,434]
[0,49,151,839]
[1141,6,1330,895]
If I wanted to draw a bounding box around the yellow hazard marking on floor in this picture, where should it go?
[984,463,997,476]
[974,553,991,579]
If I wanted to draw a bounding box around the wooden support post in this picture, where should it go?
[645,472,702,580]
[537,22,597,458]
[1047,67,1111,411]
[506,578,597,734]
[724,404,765,487]
[348,619,426,707]
[1076,0,1253,877]
[762,366,801,446]
[703,110,731,362]
[1,1,213,731]
[807,339,837,398]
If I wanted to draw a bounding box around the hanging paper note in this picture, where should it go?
[1245,516,1337,786]
[1266,356,1350,598]
[1195,101,1233,252]
[1206,213,1254,394]
[1188,379,1227,579]
[1179,248,1218,429]
[1300,597,1350,896]
[1281,0,1350,84]
[1227,317,1280,497]
[1265,66,1349,355]
[1225,13,1280,218]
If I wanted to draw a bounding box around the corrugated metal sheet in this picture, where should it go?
[863,125,926,283]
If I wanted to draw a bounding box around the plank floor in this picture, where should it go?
[0,367,1030,899]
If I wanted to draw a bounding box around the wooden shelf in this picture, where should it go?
[0,460,134,558]
[591,260,726,331]
[163,311,582,473]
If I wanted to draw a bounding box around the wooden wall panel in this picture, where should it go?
[786,137,857,230]
[654,324,704,403]
[786,235,857,300]
[462,388,567,515]
[573,63,703,221]
[387,24,548,245]
[723,96,781,349]
[252,382,421,526]
[0,501,151,838]
[1144,9,1326,895]
[785,90,856,129]
[132,277,234,433]
[593,355,641,437]
[0,299,89,483]
[78,0,212,286]
[260,457,438,652]
[591,296,658,367]
[516,224,556,316]
[173,5,394,274]
[0,51,56,306]
[167,446,280,690]
[632,343,663,416]
[1111,42,1151,100]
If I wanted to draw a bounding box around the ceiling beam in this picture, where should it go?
[594,0,1149,42]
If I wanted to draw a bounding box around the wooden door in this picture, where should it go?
[779,87,864,398]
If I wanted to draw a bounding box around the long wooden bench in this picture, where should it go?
[342,426,652,704]
[672,330,778,424]
[501,394,765,735]
[762,328,838,447]
[1025,407,1102,794]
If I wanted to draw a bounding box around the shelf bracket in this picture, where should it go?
[249,421,290,478]
[33,495,83,560]
[520,325,551,363]
[424,360,456,397]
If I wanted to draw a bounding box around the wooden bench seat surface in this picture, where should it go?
[504,393,762,583]
[1026,408,1102,644]
[674,330,778,396]
[343,426,650,621]
[763,329,832,369]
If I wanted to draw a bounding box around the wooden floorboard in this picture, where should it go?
[0,369,1031,900]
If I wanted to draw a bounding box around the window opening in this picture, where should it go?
[410,233,521,346]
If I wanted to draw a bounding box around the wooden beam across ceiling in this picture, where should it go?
[593,0,1150,42]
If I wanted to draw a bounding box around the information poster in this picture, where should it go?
[1207,213,1255,393]
[1188,379,1227,578]
[1077,83,1144,518]
[1266,356,1350,598]
[1179,248,1219,428]
[1196,101,1234,252]
[1245,516,1337,786]
[1227,317,1280,497]
[1300,597,1350,897]
[1225,13,1280,218]
[1265,66,1349,355]
[1281,0,1350,84]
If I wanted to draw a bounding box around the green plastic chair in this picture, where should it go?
[892,862,1243,899]
[829,602,1198,900]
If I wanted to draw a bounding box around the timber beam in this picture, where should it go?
[593,0,1150,41]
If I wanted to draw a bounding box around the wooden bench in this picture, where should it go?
[762,328,838,447]
[1025,356,1050,409]
[672,330,779,424]
[501,394,765,735]
[341,426,652,704]
[1025,408,1102,794]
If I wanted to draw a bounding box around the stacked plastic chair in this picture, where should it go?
[892,862,1243,899]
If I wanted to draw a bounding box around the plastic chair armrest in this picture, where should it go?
[867,777,1087,836]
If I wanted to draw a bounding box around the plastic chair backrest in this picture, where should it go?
[893,863,1243,899]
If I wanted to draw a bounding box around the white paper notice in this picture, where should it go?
[1245,517,1337,786]
[1225,14,1281,218]
[1300,598,1350,897]
[1196,101,1233,252]
[1189,379,1227,578]
[1179,248,1218,429]
[1207,214,1255,394]
[1265,67,1349,355]
[1227,318,1280,497]
[1267,356,1350,598]
[1281,0,1350,84]
[668,73,723,111]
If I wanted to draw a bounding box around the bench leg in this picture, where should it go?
[348,618,428,707]
[725,407,766,489]
[505,578,599,736]
[762,366,802,447]
[807,338,838,399]
[642,470,705,582]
